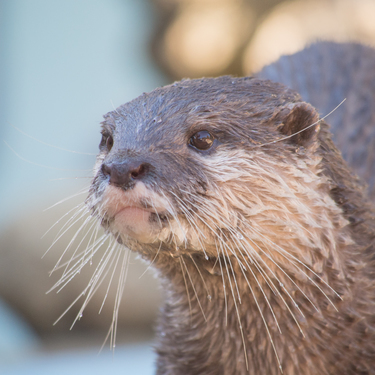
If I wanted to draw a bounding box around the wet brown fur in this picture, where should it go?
[86,43,375,374]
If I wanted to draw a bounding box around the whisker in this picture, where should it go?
[180,256,207,321]
[49,234,108,291]
[214,238,228,326]
[99,242,123,314]
[229,235,283,334]
[50,214,95,274]
[169,191,207,241]
[72,240,119,328]
[179,256,192,321]
[220,239,249,370]
[4,141,92,171]
[44,203,90,256]
[41,201,86,240]
[51,239,117,327]
[10,124,96,155]
[139,241,163,279]
[61,218,99,277]
[245,229,317,317]
[230,240,284,371]
[256,98,346,148]
[109,245,131,349]
[248,223,341,309]
[189,254,210,299]
[203,212,308,336]
[49,176,92,181]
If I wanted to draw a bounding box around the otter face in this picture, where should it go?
[87,77,348,271]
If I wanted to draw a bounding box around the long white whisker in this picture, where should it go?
[228,236,284,371]
[49,234,108,292]
[220,239,249,370]
[41,201,86,240]
[61,218,99,278]
[180,256,207,321]
[99,242,123,314]
[72,241,119,329]
[139,241,163,279]
[179,257,192,321]
[44,187,90,211]
[189,254,210,299]
[50,214,95,274]
[256,98,346,148]
[109,246,131,349]
[248,222,341,309]
[45,205,91,262]
[11,124,96,155]
[214,238,228,325]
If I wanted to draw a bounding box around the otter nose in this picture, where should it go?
[101,160,150,188]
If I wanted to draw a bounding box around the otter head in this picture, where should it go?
[87,76,348,275]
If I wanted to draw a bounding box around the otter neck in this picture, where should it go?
[153,252,347,375]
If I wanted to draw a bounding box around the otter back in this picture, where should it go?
[258,42,375,200]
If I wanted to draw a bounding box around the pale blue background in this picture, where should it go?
[0,0,167,373]
[0,0,166,227]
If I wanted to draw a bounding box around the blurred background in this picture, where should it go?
[1,0,375,374]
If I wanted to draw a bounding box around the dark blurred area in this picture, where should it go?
[1,0,375,374]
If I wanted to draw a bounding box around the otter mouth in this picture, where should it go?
[107,204,169,243]
[150,212,169,223]
[98,183,172,243]
[113,205,169,226]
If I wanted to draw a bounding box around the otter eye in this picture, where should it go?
[189,131,214,150]
[106,135,114,151]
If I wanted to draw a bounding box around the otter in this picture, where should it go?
[83,43,375,374]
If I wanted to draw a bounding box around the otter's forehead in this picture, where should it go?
[102,77,301,152]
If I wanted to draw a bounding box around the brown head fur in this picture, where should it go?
[86,72,375,374]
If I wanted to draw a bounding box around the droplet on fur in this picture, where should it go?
[205,255,209,260]
[170,252,181,258]
[207,295,212,301]
[313,262,323,273]
[240,263,247,270]
[279,282,284,288]
[208,267,221,276]
[237,233,244,240]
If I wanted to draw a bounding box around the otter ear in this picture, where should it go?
[276,102,320,148]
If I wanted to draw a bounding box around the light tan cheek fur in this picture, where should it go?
[92,147,352,274]
[192,148,352,274]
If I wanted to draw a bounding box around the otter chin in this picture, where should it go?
[82,43,375,375]
[101,184,169,243]
[113,206,154,241]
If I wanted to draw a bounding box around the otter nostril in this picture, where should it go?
[130,164,147,180]
[131,170,139,179]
